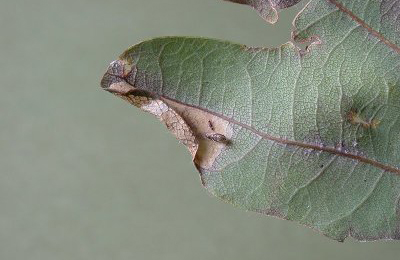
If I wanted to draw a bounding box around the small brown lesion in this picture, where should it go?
[347,109,380,129]
[205,133,231,145]
[208,120,215,131]
[206,120,232,144]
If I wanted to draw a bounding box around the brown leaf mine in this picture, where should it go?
[162,99,233,169]
[101,60,233,170]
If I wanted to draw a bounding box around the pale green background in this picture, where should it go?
[1,0,399,259]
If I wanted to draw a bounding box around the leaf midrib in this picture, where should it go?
[158,95,400,175]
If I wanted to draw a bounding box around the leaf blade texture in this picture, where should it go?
[101,0,400,241]
[223,0,302,23]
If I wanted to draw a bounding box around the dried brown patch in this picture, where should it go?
[103,61,232,170]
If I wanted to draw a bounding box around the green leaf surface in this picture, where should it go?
[101,0,400,241]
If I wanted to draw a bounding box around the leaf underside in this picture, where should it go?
[101,0,400,241]
[223,0,302,23]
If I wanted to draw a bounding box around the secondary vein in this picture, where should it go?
[328,0,400,54]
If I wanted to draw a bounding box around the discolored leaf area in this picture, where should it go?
[223,0,302,23]
[101,0,400,241]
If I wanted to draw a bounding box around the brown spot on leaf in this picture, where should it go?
[347,109,380,129]
[205,133,231,145]
[162,98,233,169]
[208,120,215,131]
[102,60,232,170]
